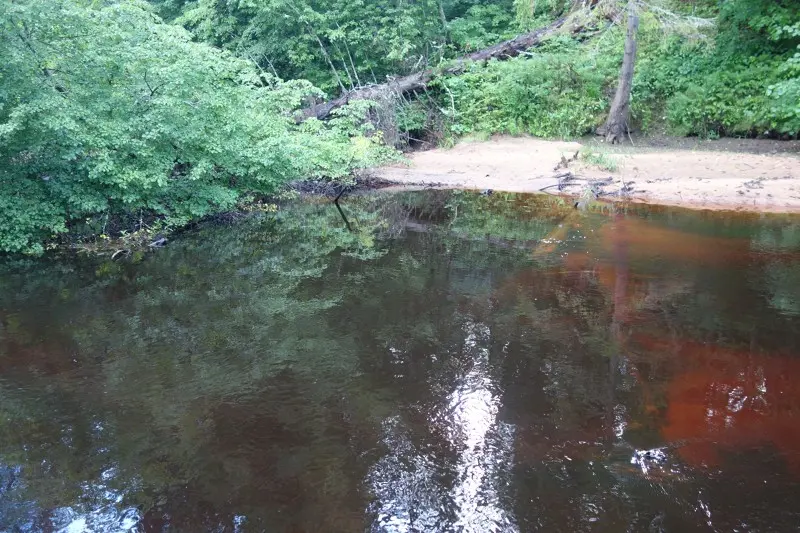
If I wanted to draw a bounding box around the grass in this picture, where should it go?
[579,147,619,172]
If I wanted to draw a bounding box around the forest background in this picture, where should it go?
[1,0,798,253]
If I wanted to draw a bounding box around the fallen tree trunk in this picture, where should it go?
[300,15,569,121]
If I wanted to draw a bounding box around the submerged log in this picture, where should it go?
[299,16,569,121]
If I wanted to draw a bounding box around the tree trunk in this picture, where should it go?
[438,0,449,40]
[336,22,362,87]
[602,1,639,144]
[299,15,570,121]
[313,33,347,95]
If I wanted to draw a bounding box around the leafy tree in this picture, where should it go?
[150,0,518,94]
[0,0,390,254]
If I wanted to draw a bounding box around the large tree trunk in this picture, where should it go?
[602,1,639,144]
[299,15,570,121]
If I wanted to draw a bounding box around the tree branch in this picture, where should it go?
[298,15,571,121]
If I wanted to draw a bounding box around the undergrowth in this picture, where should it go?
[394,2,799,146]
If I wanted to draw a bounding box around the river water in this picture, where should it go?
[1,190,799,532]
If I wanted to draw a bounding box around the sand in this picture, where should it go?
[374,136,800,212]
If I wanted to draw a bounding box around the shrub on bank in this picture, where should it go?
[436,36,618,139]
[0,0,391,254]
[415,7,798,143]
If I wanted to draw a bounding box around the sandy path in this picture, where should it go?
[374,136,800,212]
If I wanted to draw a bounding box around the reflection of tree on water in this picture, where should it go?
[0,199,397,532]
[487,199,800,529]
[0,191,799,531]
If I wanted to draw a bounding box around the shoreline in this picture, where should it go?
[373,136,800,213]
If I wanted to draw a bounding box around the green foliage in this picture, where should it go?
[766,48,800,133]
[148,0,799,143]
[580,147,619,171]
[395,100,431,135]
[663,60,779,137]
[447,4,516,52]
[633,0,800,137]
[151,0,516,94]
[437,36,617,139]
[0,0,392,254]
[513,0,571,30]
[433,0,799,141]
[716,0,800,57]
[635,39,786,136]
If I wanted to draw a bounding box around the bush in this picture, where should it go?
[428,3,799,142]
[636,41,797,137]
[664,59,781,136]
[448,4,517,52]
[634,0,800,137]
[764,47,800,135]
[0,0,392,254]
[437,36,617,139]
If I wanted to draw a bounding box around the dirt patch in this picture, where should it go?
[374,136,800,212]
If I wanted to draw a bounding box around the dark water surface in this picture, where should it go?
[1,191,800,532]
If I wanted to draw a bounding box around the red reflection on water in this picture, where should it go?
[497,215,693,334]
[500,213,800,474]
[0,321,75,375]
[634,335,800,471]
[597,218,751,265]
[529,215,744,325]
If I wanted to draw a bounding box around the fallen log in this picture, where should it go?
[300,16,569,121]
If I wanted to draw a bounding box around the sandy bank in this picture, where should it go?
[374,136,800,212]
